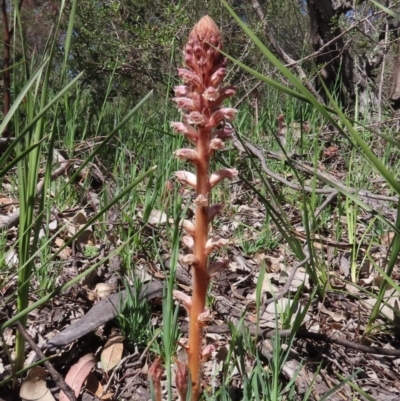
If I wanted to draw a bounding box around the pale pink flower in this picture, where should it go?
[209,138,224,151]
[174,148,200,164]
[205,236,228,256]
[182,235,194,249]
[202,344,217,361]
[212,125,234,140]
[175,171,197,188]
[209,108,237,127]
[170,122,199,143]
[216,87,236,103]
[174,85,188,96]
[209,168,238,188]
[177,68,203,87]
[198,309,212,324]
[173,290,193,313]
[173,97,195,111]
[181,219,195,236]
[181,253,199,266]
[210,67,226,86]
[186,111,205,126]
[203,87,219,102]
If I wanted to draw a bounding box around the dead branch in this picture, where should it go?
[14,321,77,401]
[232,137,398,205]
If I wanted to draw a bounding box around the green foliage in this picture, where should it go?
[116,275,155,349]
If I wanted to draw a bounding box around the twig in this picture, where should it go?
[232,137,398,204]
[314,190,339,219]
[261,329,400,357]
[180,320,400,356]
[13,321,77,401]
[263,255,310,309]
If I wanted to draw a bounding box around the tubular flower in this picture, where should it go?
[174,148,200,164]
[175,171,197,188]
[175,361,189,401]
[174,85,188,96]
[173,290,192,313]
[209,168,238,188]
[173,97,196,111]
[171,122,199,143]
[148,358,163,401]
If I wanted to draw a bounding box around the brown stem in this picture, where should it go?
[188,126,210,400]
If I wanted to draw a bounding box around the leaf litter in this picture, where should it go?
[1,146,400,401]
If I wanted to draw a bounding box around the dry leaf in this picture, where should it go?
[148,209,168,225]
[94,283,117,299]
[381,231,395,247]
[59,353,96,401]
[259,298,310,329]
[264,255,284,273]
[48,220,57,231]
[360,292,400,321]
[20,366,55,401]
[65,211,93,244]
[101,335,124,373]
[75,212,87,225]
[54,238,72,260]
[85,372,113,399]
[318,303,348,322]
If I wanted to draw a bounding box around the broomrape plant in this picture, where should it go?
[149,16,238,401]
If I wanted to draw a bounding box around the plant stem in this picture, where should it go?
[188,126,210,399]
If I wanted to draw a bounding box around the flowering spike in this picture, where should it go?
[171,16,237,400]
[185,15,223,77]
[209,168,238,188]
